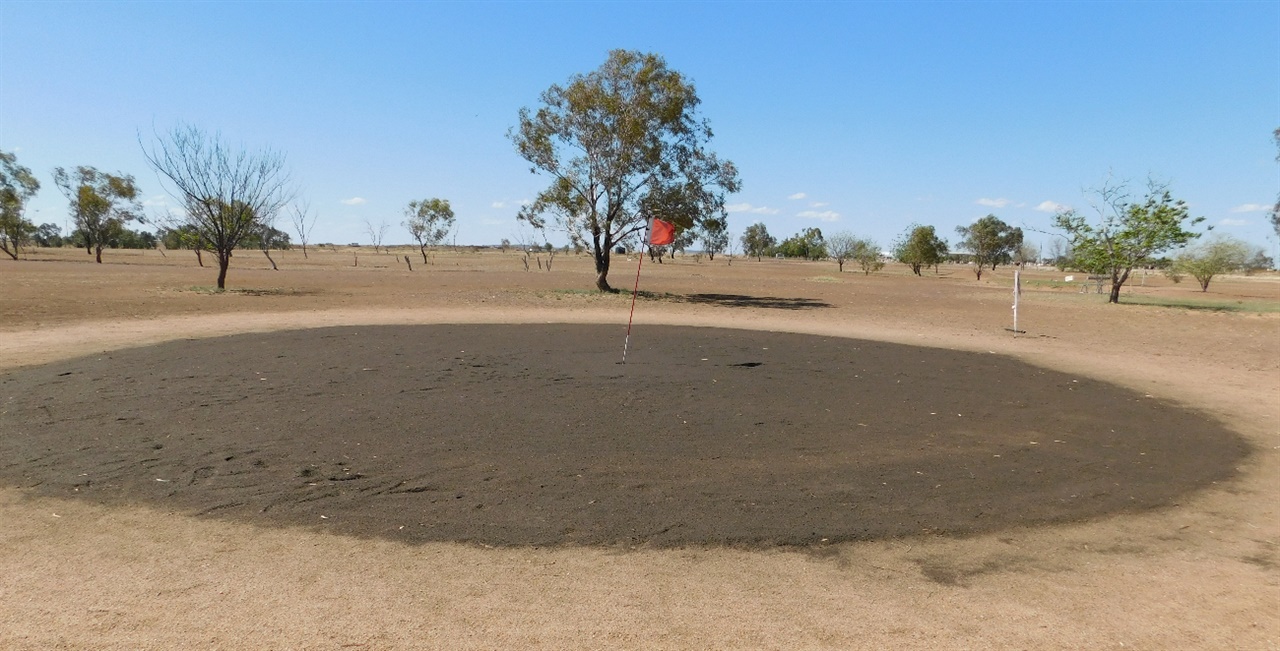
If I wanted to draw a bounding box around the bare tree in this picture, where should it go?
[826,231,857,272]
[142,124,292,289]
[364,217,390,254]
[290,201,317,258]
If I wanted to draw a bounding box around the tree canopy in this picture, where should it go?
[699,215,729,260]
[777,227,826,261]
[741,222,776,260]
[0,150,41,260]
[404,198,456,263]
[1053,179,1203,303]
[825,231,857,272]
[954,214,1022,279]
[893,224,948,276]
[142,123,293,289]
[52,166,144,263]
[511,49,740,291]
[1170,235,1255,292]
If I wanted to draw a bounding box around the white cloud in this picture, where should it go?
[787,192,807,200]
[341,197,366,206]
[1230,203,1270,213]
[491,201,506,209]
[1034,200,1069,213]
[142,195,169,207]
[797,210,840,222]
[975,197,1012,208]
[725,202,779,215]
[518,198,532,206]
[809,202,829,208]
[1219,218,1248,226]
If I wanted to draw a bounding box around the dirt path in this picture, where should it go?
[0,252,1277,650]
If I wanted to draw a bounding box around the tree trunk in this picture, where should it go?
[262,249,278,270]
[420,244,428,264]
[1108,268,1131,304]
[216,253,230,289]
[593,238,614,292]
[974,266,983,280]
[1,244,16,260]
[301,243,309,259]
[195,249,204,267]
[837,260,844,272]
[95,244,104,264]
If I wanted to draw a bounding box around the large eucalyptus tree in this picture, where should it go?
[511,50,740,291]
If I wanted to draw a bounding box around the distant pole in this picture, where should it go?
[1012,265,1021,337]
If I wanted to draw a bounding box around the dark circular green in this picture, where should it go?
[0,324,1248,548]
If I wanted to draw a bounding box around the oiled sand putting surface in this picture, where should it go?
[0,324,1248,547]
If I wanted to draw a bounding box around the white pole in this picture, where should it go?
[1012,266,1021,337]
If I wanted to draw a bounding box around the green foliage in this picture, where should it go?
[699,215,729,260]
[240,225,292,250]
[1244,250,1274,274]
[52,166,143,263]
[852,238,884,275]
[893,224,948,276]
[159,224,203,251]
[0,150,42,260]
[33,223,64,248]
[404,197,455,263]
[777,227,827,261]
[741,222,776,260]
[1170,235,1255,291]
[511,50,740,291]
[954,214,1023,279]
[1053,179,1203,303]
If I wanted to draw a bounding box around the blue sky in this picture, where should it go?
[3,1,1277,252]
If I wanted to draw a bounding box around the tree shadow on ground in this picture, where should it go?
[679,293,834,310]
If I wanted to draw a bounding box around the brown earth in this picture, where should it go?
[0,246,1277,650]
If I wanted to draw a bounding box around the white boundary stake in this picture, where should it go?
[1012,266,1021,337]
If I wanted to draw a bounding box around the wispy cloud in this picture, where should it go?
[726,202,779,215]
[1219,218,1248,226]
[975,197,1012,208]
[341,197,366,206]
[1034,200,1069,213]
[491,201,506,209]
[787,192,807,200]
[809,201,829,208]
[1231,203,1270,213]
[142,195,169,207]
[518,198,532,206]
[797,210,840,222]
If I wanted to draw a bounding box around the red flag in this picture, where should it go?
[650,218,675,245]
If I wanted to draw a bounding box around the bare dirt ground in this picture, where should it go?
[1,246,1277,650]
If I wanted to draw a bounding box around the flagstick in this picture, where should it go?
[621,227,650,365]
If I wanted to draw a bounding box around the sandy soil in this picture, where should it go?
[1,247,1277,650]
